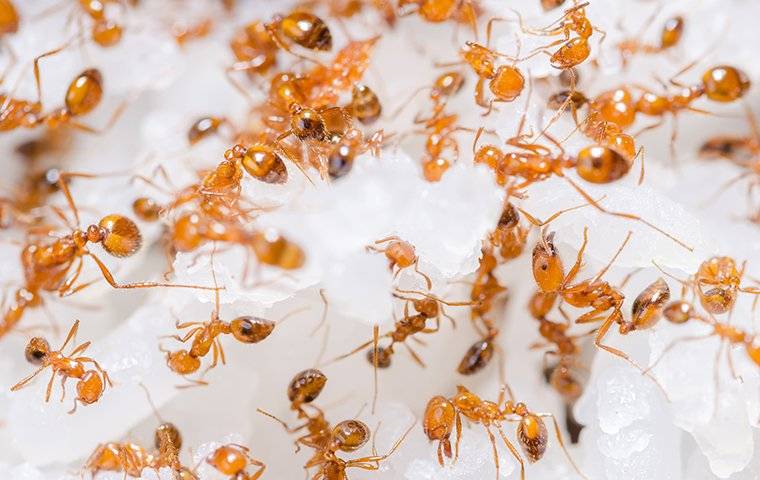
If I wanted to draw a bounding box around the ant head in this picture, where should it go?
[65,69,103,117]
[155,422,182,451]
[531,232,564,293]
[25,337,50,365]
[95,215,142,257]
[229,316,275,343]
[287,368,327,404]
[332,419,370,452]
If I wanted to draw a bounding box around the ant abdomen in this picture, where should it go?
[96,215,143,257]
[457,338,494,375]
[230,316,275,343]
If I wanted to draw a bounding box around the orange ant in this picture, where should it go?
[617,14,684,66]
[512,1,604,71]
[654,256,760,316]
[633,64,751,158]
[162,250,304,384]
[306,36,379,107]
[532,228,675,385]
[423,384,586,480]
[206,444,266,480]
[450,19,525,115]
[11,319,112,414]
[645,298,760,380]
[85,384,195,478]
[334,288,472,372]
[1,173,216,339]
[76,0,125,47]
[0,58,125,133]
[472,110,691,250]
[527,290,589,402]
[367,236,432,289]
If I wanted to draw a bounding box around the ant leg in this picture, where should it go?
[248,460,266,480]
[372,324,379,414]
[483,425,501,480]
[69,341,91,357]
[10,365,48,392]
[537,412,588,480]
[563,176,693,251]
[344,421,415,464]
[412,260,433,290]
[595,314,671,399]
[497,382,516,404]
[669,115,679,163]
[44,369,56,402]
[632,116,664,137]
[454,411,462,462]
[32,35,81,106]
[58,257,85,297]
[727,345,743,383]
[495,424,525,480]
[85,252,219,290]
[562,226,589,288]
[58,374,67,402]
[68,98,130,135]
[404,341,427,367]
[518,200,593,227]
[591,231,633,283]
[60,319,80,351]
[644,333,712,374]
[224,62,259,104]
[329,337,375,364]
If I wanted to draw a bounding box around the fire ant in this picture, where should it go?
[654,256,760,316]
[1,173,217,339]
[85,416,194,479]
[367,236,432,289]
[206,444,266,480]
[11,319,112,414]
[633,64,751,158]
[513,1,604,71]
[617,14,684,66]
[0,58,124,133]
[453,20,526,115]
[532,228,675,387]
[645,297,760,380]
[162,251,304,384]
[423,384,586,480]
[472,110,691,250]
[75,0,125,47]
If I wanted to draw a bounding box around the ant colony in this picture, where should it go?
[1,0,760,479]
